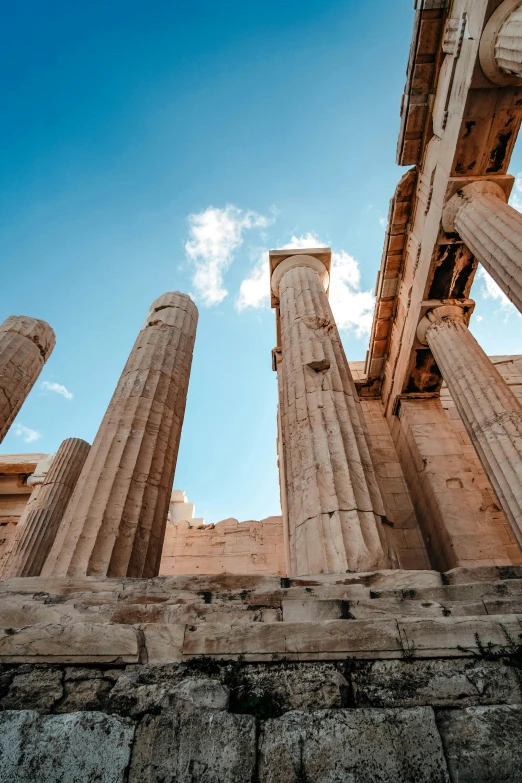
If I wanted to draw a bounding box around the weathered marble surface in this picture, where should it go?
[272,252,389,575]
[42,292,198,579]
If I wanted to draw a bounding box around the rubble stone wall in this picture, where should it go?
[0,658,520,782]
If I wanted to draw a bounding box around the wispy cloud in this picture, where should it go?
[41,381,73,400]
[185,205,272,306]
[477,267,520,322]
[14,423,41,443]
[236,232,375,337]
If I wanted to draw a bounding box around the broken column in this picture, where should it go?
[1,439,90,577]
[0,316,55,443]
[270,248,390,576]
[417,304,522,551]
[443,180,522,314]
[42,292,198,578]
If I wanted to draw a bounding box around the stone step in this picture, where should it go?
[0,612,520,664]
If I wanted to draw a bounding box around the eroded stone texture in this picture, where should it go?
[0,710,134,783]
[258,707,449,783]
[129,711,256,783]
[437,705,522,783]
[418,305,522,554]
[271,252,390,575]
[351,659,522,708]
[0,315,55,443]
[443,181,522,314]
[1,439,90,578]
[42,292,198,578]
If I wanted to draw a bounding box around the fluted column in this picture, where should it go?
[480,0,522,84]
[443,180,522,314]
[1,439,90,577]
[0,316,55,443]
[417,304,522,551]
[42,292,198,578]
[271,252,390,575]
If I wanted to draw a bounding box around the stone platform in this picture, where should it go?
[0,568,522,781]
[0,567,521,664]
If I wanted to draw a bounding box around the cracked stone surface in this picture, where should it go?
[272,255,390,575]
[0,710,135,783]
[258,707,449,783]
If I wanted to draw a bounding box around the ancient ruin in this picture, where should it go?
[2,1,522,780]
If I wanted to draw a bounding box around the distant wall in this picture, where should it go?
[159,516,286,576]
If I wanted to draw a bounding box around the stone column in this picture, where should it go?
[480,0,522,84]
[417,304,522,551]
[271,251,390,575]
[42,292,198,578]
[1,439,90,578]
[443,181,522,314]
[0,316,55,443]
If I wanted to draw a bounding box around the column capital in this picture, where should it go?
[479,0,522,86]
[417,304,469,346]
[269,248,331,305]
[443,180,507,233]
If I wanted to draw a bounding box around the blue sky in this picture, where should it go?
[2,0,521,523]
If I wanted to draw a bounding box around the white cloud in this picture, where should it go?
[509,172,522,212]
[477,267,512,308]
[236,232,375,337]
[13,423,41,443]
[235,233,327,312]
[475,315,483,322]
[185,205,272,306]
[41,381,73,400]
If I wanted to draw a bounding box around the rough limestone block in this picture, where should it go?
[0,623,139,663]
[234,663,348,714]
[1,665,63,712]
[351,659,522,708]
[437,705,522,783]
[0,710,134,783]
[258,707,449,783]
[166,677,229,713]
[129,711,256,782]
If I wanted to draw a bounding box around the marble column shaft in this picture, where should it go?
[274,257,389,575]
[444,181,522,314]
[0,316,55,443]
[1,439,90,577]
[42,292,198,578]
[418,305,522,552]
